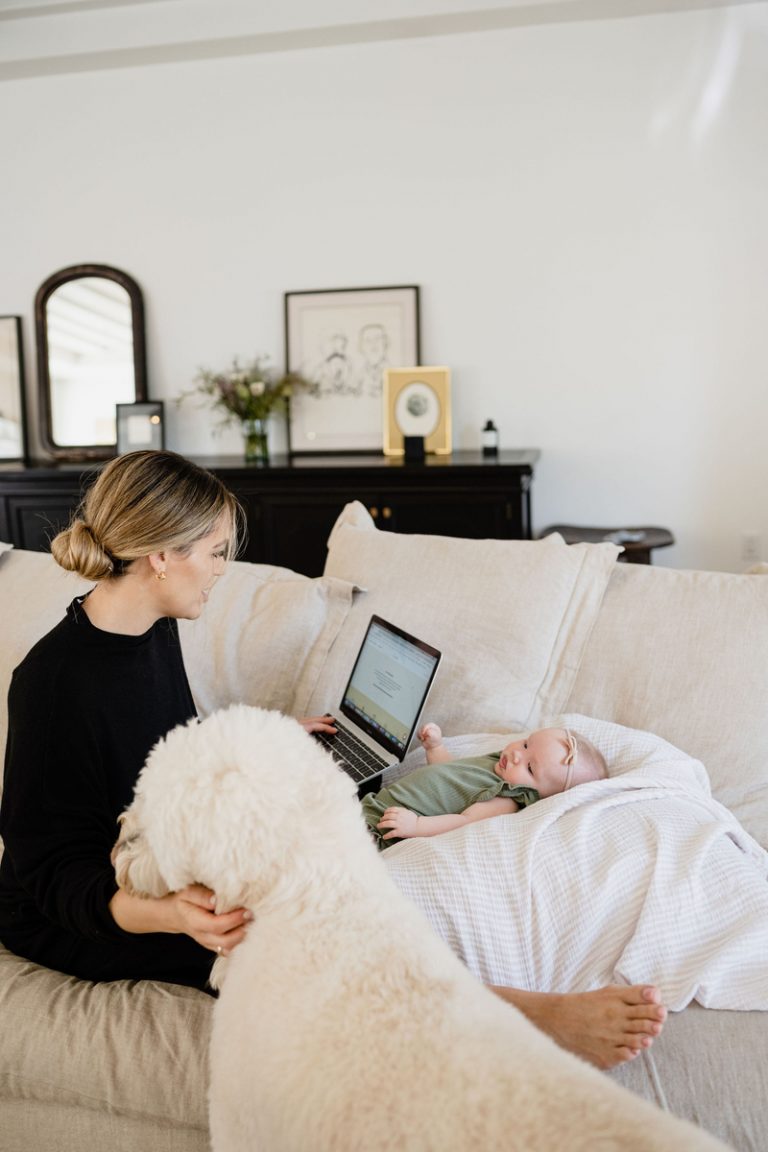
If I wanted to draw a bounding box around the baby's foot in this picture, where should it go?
[418,722,443,749]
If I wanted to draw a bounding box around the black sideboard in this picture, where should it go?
[0,450,539,578]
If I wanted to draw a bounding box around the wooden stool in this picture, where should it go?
[540,525,675,564]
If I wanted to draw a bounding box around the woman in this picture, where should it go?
[0,450,332,991]
[0,450,666,1064]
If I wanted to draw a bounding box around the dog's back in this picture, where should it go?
[209,878,725,1152]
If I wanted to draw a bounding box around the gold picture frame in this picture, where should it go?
[383,366,451,456]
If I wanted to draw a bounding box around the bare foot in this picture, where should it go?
[490,984,667,1070]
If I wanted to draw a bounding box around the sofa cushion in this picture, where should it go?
[314,502,620,735]
[609,1003,768,1152]
[0,548,90,792]
[565,562,768,847]
[178,561,357,719]
[0,549,356,795]
[0,942,211,1141]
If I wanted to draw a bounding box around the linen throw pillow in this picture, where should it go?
[179,560,357,719]
[310,502,620,735]
[0,550,356,799]
[566,562,768,847]
[0,548,90,789]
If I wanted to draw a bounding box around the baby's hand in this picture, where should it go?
[377,806,420,840]
[418,722,443,749]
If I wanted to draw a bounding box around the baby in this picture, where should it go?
[361,723,607,849]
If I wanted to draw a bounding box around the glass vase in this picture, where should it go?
[241,417,269,464]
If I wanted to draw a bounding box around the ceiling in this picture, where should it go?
[0,0,761,80]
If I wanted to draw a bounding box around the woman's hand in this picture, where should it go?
[170,885,252,956]
[110,885,252,957]
[299,714,338,735]
[377,806,420,840]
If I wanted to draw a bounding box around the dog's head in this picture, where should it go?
[114,705,361,911]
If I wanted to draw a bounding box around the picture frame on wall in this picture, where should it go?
[0,316,28,463]
[284,284,420,454]
[383,366,452,457]
[116,401,165,455]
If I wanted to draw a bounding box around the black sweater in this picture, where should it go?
[0,597,212,988]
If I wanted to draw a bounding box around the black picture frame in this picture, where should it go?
[116,401,164,455]
[284,284,420,455]
[0,316,29,464]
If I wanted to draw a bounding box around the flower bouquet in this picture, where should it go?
[179,356,308,462]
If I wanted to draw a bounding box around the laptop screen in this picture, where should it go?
[340,615,441,759]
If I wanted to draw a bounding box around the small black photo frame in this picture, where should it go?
[116,401,164,454]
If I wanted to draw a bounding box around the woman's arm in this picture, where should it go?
[378,795,519,840]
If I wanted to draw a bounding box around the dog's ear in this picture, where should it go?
[113,798,171,898]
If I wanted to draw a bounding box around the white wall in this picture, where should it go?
[1,1,767,571]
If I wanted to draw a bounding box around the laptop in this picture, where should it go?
[314,614,441,791]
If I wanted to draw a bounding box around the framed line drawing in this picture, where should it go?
[284,285,420,454]
[116,401,165,454]
[0,316,28,463]
[383,367,452,456]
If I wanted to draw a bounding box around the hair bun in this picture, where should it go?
[51,518,114,581]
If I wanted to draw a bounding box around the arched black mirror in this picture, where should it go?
[35,264,147,460]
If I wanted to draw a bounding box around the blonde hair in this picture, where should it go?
[51,450,244,582]
[562,729,608,790]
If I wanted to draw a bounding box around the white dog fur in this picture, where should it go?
[114,705,727,1152]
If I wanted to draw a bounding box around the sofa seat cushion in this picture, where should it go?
[0,943,211,1130]
[566,562,768,847]
[316,503,620,734]
[609,1004,768,1152]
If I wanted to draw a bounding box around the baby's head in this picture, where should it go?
[495,727,607,799]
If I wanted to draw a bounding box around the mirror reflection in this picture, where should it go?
[35,264,147,460]
[47,278,134,446]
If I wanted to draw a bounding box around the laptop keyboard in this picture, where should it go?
[315,719,389,783]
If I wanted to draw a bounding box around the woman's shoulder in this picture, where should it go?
[12,599,87,683]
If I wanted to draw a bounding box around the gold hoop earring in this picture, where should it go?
[155,571,167,582]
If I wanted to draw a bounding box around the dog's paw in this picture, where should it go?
[209,954,229,991]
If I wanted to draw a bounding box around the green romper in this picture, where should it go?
[361,754,540,849]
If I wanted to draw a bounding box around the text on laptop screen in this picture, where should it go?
[341,619,440,754]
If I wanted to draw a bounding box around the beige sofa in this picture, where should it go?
[1,503,766,1152]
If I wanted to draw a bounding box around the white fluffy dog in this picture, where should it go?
[114,705,726,1152]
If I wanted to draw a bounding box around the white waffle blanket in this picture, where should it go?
[382,715,768,1011]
